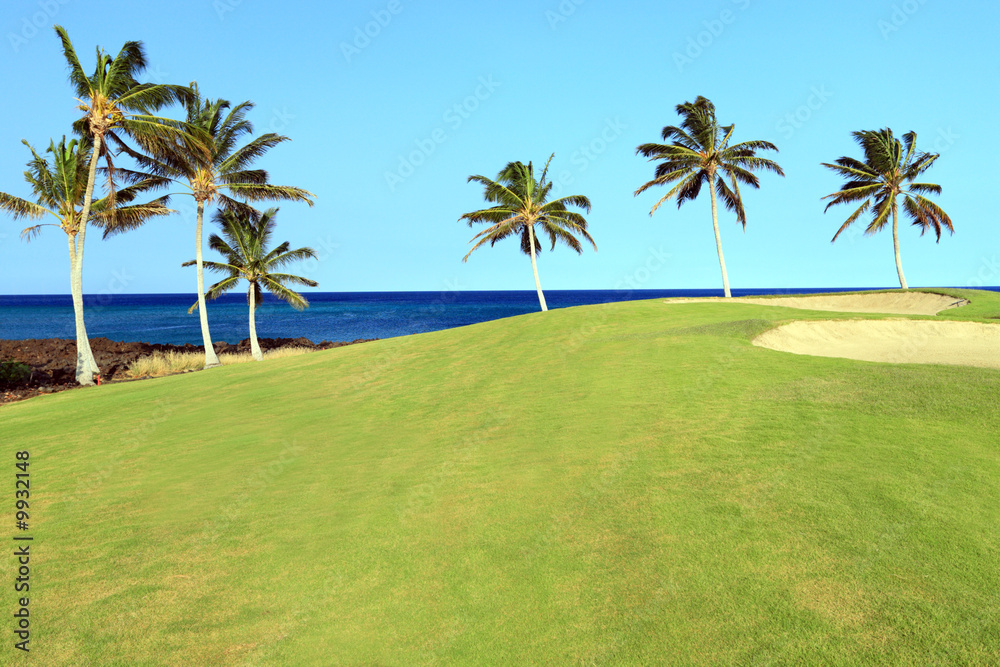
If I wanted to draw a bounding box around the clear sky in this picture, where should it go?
[1,0,997,295]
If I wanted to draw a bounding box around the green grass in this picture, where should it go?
[3,290,1000,665]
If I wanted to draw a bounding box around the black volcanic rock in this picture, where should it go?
[0,336,375,403]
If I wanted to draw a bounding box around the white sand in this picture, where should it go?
[667,292,969,316]
[753,319,1000,370]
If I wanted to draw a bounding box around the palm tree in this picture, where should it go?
[183,208,317,361]
[118,83,315,368]
[0,137,170,385]
[53,26,195,376]
[822,128,953,289]
[460,155,595,311]
[635,96,784,297]
[54,24,195,236]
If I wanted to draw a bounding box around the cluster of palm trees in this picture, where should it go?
[0,27,317,385]
[1,31,957,387]
[461,96,953,309]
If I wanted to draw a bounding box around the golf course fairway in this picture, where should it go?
[2,289,998,665]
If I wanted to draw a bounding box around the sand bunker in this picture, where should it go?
[668,292,969,316]
[753,319,1000,369]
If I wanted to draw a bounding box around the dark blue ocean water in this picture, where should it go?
[0,288,992,345]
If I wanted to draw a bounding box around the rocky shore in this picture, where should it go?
[0,336,373,404]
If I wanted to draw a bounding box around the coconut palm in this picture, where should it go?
[115,83,315,368]
[183,208,317,361]
[0,137,170,384]
[54,25,194,245]
[460,155,595,312]
[822,128,953,289]
[53,25,195,376]
[635,96,784,297]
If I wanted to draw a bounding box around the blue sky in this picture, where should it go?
[1,0,997,295]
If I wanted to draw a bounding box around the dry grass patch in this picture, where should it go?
[122,347,314,379]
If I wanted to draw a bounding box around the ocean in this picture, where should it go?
[0,288,990,345]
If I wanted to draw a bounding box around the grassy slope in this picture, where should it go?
[2,291,999,665]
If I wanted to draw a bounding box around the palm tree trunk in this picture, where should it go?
[71,133,105,386]
[527,223,548,312]
[891,203,908,289]
[73,209,100,377]
[68,233,98,385]
[195,201,222,368]
[708,174,732,298]
[248,285,263,361]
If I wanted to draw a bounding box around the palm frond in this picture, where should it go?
[866,195,893,235]
[20,224,60,241]
[824,128,953,247]
[647,172,701,215]
[830,200,872,242]
[188,274,242,312]
[905,194,954,240]
[53,26,91,97]
[636,96,782,231]
[0,192,48,221]
[218,134,289,175]
[260,277,312,310]
[223,183,315,205]
[95,199,173,237]
[715,177,746,228]
[265,273,319,288]
[905,182,942,195]
[822,183,883,212]
[676,170,706,205]
[266,247,318,269]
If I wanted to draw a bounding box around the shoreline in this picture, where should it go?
[0,336,374,404]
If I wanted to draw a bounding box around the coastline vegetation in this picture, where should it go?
[0,30,960,380]
[0,136,170,384]
[183,207,318,362]
[0,26,315,385]
[120,82,316,368]
[122,345,314,379]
